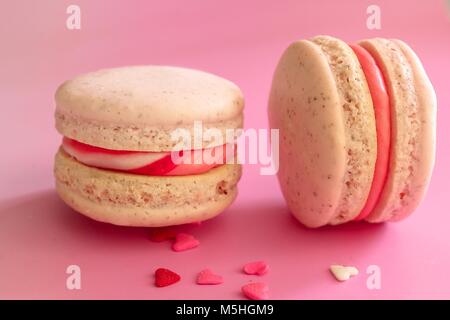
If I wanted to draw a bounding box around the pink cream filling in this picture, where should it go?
[62,137,236,176]
[349,44,391,221]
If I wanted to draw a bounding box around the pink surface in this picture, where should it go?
[1,0,450,299]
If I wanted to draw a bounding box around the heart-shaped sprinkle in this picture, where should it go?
[196,269,224,285]
[149,227,177,242]
[241,282,269,300]
[172,233,200,252]
[154,268,181,287]
[243,261,269,276]
[329,265,359,281]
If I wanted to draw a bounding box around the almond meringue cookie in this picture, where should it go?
[269,36,436,227]
[54,65,243,227]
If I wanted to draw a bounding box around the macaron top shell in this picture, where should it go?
[359,39,436,222]
[55,66,244,151]
[268,36,377,227]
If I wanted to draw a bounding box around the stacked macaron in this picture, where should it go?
[269,36,436,227]
[54,66,243,227]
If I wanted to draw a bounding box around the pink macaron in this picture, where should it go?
[54,66,244,227]
[269,36,436,227]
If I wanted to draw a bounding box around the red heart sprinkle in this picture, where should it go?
[196,269,224,285]
[241,282,269,300]
[149,227,177,242]
[172,233,200,252]
[243,261,269,275]
[154,268,181,287]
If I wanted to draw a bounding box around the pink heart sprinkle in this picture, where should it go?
[243,261,269,276]
[149,227,177,242]
[171,233,200,252]
[241,282,269,300]
[154,268,181,287]
[196,269,224,285]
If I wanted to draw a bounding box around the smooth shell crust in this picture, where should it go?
[54,149,242,227]
[55,65,244,151]
[359,39,436,222]
[268,36,377,227]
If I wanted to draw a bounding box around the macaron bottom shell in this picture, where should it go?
[54,149,242,227]
[358,38,436,223]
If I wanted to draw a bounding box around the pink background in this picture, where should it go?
[1,0,450,299]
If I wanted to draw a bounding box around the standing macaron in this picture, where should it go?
[54,66,243,227]
[269,36,436,227]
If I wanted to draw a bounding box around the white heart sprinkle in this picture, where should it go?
[330,265,359,282]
